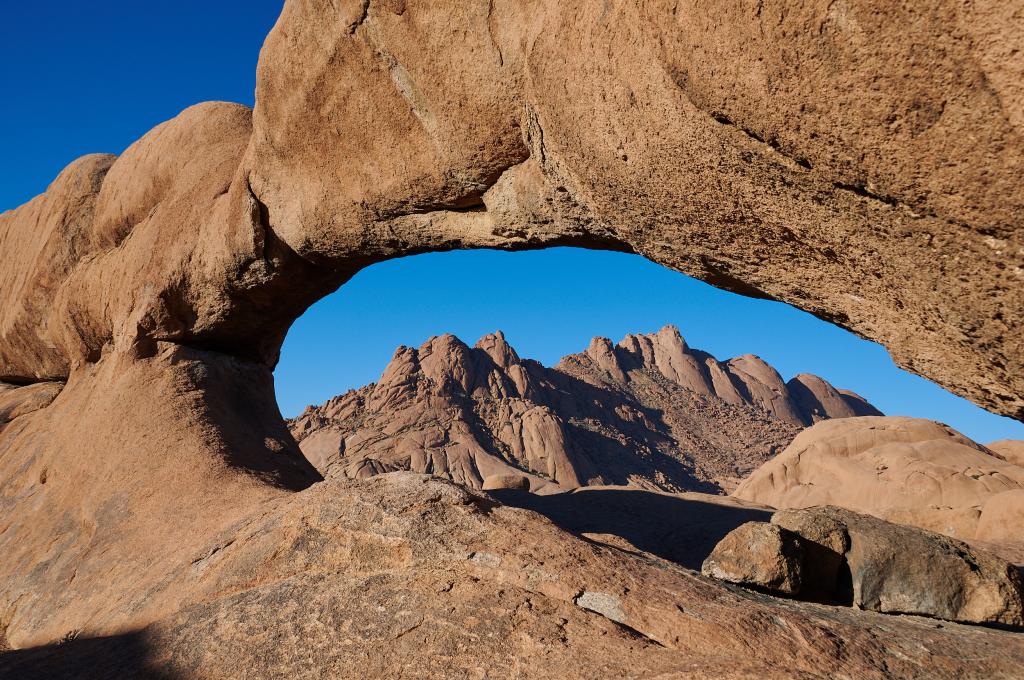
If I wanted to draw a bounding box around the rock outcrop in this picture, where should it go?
[0,0,1022,676]
[701,521,804,595]
[989,439,1024,468]
[0,381,63,431]
[734,416,1024,544]
[289,326,879,493]
[703,507,1024,626]
[776,507,1024,626]
[4,473,1024,679]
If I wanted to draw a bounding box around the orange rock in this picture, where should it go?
[734,416,1024,542]
[291,327,873,493]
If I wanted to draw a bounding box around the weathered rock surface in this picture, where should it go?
[4,473,1024,679]
[289,326,878,493]
[772,507,1024,626]
[0,1,1022,677]
[0,381,63,431]
[734,416,1024,543]
[481,472,532,491]
[0,1,1020,421]
[989,439,1024,468]
[976,489,1024,544]
[701,522,803,595]
[247,0,1024,422]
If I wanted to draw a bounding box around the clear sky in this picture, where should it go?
[4,3,1022,444]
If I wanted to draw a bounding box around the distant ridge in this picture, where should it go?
[289,325,881,494]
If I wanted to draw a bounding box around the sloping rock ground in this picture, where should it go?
[734,417,1024,546]
[0,0,1022,677]
[289,325,879,493]
[3,473,1024,679]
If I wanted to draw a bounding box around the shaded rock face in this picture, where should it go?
[734,416,1024,543]
[769,507,1024,627]
[289,326,878,493]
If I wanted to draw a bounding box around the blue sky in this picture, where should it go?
[4,3,1021,443]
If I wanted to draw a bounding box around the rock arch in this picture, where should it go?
[0,0,1021,652]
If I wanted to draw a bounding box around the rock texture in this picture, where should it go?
[0,381,63,432]
[289,326,878,493]
[989,439,1024,468]
[3,473,1024,679]
[771,507,1024,626]
[701,522,804,595]
[0,1,1021,420]
[0,0,1023,677]
[734,416,1024,544]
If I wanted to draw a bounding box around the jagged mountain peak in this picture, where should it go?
[290,326,881,494]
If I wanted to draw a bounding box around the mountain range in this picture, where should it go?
[289,325,881,493]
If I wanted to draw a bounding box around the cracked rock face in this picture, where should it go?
[772,507,1024,627]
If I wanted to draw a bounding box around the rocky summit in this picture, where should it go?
[289,325,880,493]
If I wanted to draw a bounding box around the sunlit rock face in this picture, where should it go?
[735,416,1024,545]
[290,325,879,493]
[0,0,1022,674]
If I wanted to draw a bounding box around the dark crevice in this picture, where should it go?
[703,107,991,232]
[833,182,900,207]
[396,203,488,218]
[347,0,370,34]
[710,111,813,171]
[0,375,67,387]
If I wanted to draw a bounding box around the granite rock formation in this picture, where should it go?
[4,473,1024,679]
[734,416,1024,545]
[779,507,1024,626]
[704,506,1024,626]
[0,0,1023,676]
[700,521,804,595]
[989,439,1024,467]
[289,325,879,493]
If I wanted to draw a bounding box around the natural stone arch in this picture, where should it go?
[0,0,1021,650]
[3,0,1020,421]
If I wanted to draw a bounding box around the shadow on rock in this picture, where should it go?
[0,631,174,680]
[490,487,770,569]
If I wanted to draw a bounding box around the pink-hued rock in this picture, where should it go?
[976,489,1024,544]
[0,1,1021,676]
[734,417,1024,544]
[290,326,877,493]
[988,439,1024,468]
[0,381,63,430]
